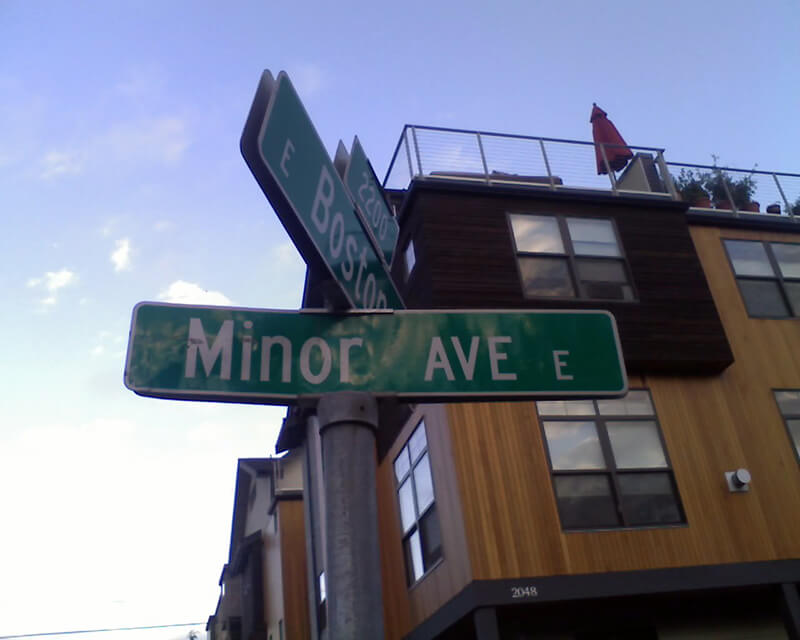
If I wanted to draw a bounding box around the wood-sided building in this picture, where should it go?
[208,454,309,640]
[272,133,800,639]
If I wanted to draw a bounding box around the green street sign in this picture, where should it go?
[125,303,627,405]
[339,136,399,266]
[240,71,404,310]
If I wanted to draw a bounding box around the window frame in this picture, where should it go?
[403,237,417,281]
[507,212,637,302]
[723,238,800,318]
[774,389,800,464]
[393,418,443,586]
[537,390,685,531]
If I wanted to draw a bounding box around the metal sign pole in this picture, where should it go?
[316,391,384,639]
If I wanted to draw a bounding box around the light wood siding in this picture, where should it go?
[448,261,800,578]
[278,500,310,640]
[377,404,472,639]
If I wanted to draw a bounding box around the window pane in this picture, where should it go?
[398,479,416,532]
[607,421,668,469]
[617,473,682,525]
[510,214,564,253]
[725,240,775,276]
[413,453,434,514]
[318,572,326,603]
[772,243,800,278]
[576,258,628,282]
[738,279,789,317]
[543,421,605,470]
[554,474,620,529]
[576,259,633,300]
[519,257,574,297]
[419,507,443,570]
[408,423,427,463]
[583,281,634,301]
[404,240,416,274]
[537,400,595,416]
[776,391,800,416]
[567,218,621,257]
[784,282,800,316]
[597,391,654,416]
[405,530,424,582]
[394,447,410,482]
[787,419,800,458]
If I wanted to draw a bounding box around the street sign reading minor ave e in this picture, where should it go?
[125,303,627,405]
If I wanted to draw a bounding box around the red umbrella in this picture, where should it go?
[591,103,633,174]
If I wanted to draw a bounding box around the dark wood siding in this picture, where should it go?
[390,181,733,374]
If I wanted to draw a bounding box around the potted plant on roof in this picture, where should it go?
[674,169,711,208]
[702,161,758,212]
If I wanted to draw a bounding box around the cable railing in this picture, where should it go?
[383,124,800,222]
[383,124,675,198]
[665,161,800,219]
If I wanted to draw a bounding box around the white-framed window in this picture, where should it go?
[509,213,634,301]
[317,571,326,629]
[724,239,800,317]
[404,239,416,279]
[394,419,442,584]
[775,390,800,462]
[537,390,684,530]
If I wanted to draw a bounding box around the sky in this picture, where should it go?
[1,1,798,638]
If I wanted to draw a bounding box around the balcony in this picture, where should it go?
[383,125,800,220]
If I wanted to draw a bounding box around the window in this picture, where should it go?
[404,238,416,279]
[724,239,800,317]
[775,390,800,462]
[317,571,327,630]
[509,214,634,301]
[394,420,442,584]
[537,390,684,530]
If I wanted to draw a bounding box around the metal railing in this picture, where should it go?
[383,124,674,197]
[382,125,800,222]
[665,161,800,219]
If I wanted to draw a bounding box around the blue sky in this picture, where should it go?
[1,1,798,638]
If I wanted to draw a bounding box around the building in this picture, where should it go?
[208,454,308,640]
[222,125,800,639]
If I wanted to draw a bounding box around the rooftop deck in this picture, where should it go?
[383,125,800,221]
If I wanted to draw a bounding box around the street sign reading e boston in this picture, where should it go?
[125,303,626,405]
[240,71,403,310]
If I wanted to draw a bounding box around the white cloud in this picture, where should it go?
[111,238,132,272]
[103,116,189,165]
[157,280,232,306]
[40,150,83,179]
[27,268,76,292]
[26,268,77,307]
[114,64,167,98]
[91,345,105,356]
[290,62,325,98]
[271,241,303,268]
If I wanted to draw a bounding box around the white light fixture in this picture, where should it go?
[725,468,751,492]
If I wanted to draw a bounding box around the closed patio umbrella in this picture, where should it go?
[591,103,633,174]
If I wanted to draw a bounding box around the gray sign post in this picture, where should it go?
[239,70,391,638]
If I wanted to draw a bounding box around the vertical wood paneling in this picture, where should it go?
[279,500,310,640]
[441,226,800,583]
[377,404,471,638]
